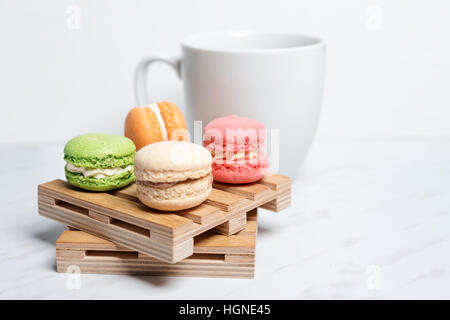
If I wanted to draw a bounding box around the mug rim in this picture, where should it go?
[181,30,324,54]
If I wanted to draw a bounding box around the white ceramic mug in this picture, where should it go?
[135,31,326,179]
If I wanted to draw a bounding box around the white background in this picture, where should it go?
[1,1,449,299]
[1,0,449,144]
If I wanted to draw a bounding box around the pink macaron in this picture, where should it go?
[203,115,269,184]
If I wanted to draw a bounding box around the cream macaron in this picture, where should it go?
[134,141,213,211]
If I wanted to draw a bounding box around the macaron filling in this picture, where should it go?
[211,149,259,161]
[137,174,213,201]
[66,163,133,179]
[148,103,169,141]
[137,175,210,190]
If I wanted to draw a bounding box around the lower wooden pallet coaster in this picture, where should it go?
[56,209,258,278]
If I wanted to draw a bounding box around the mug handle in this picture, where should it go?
[134,55,181,107]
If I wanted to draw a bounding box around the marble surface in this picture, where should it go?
[0,139,449,299]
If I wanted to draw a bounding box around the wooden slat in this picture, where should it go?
[57,230,113,246]
[225,254,255,263]
[204,188,246,211]
[56,248,85,259]
[38,194,55,205]
[56,260,254,278]
[193,233,255,254]
[88,210,112,224]
[261,200,291,212]
[177,204,221,224]
[236,220,258,236]
[213,211,247,236]
[213,182,272,201]
[110,184,138,202]
[259,174,291,191]
[260,190,291,212]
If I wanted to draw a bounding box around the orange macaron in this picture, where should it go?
[125,101,188,151]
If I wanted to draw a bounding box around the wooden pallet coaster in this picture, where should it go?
[56,210,258,278]
[38,174,291,264]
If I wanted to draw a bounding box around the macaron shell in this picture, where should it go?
[138,189,211,211]
[64,133,136,158]
[125,102,188,151]
[137,174,213,211]
[125,107,164,151]
[135,166,211,184]
[204,115,266,152]
[134,141,212,181]
[211,152,269,184]
[158,101,189,141]
[64,133,136,168]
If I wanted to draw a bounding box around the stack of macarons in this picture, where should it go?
[63,102,214,212]
[63,106,268,211]
[203,115,269,184]
[64,133,136,191]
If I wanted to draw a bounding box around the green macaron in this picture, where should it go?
[64,133,136,191]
